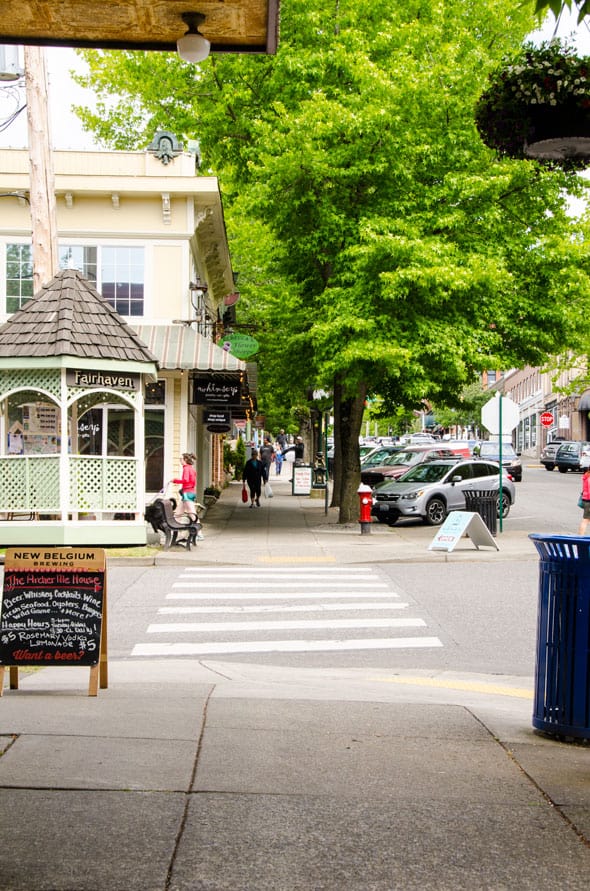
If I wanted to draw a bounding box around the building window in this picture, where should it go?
[59,245,98,285]
[6,244,33,313]
[101,246,144,316]
[6,243,145,316]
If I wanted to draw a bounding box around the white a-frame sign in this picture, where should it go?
[429,511,499,553]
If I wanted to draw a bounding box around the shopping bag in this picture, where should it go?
[241,484,249,503]
[264,481,273,498]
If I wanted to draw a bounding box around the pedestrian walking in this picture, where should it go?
[242,448,265,507]
[274,446,284,476]
[276,429,288,450]
[579,464,590,535]
[172,452,197,516]
[259,437,275,481]
[172,452,205,539]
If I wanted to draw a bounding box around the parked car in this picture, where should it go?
[361,446,457,486]
[360,445,402,468]
[442,441,473,457]
[540,437,570,472]
[400,433,437,445]
[475,441,522,481]
[327,442,394,473]
[371,458,516,527]
[555,440,590,473]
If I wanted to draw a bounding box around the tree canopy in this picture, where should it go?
[74,0,590,520]
[533,0,590,23]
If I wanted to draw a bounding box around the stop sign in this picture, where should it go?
[481,393,520,435]
[540,411,554,428]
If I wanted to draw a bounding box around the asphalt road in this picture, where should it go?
[103,465,580,678]
[0,464,577,679]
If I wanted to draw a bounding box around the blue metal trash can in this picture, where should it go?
[529,534,590,740]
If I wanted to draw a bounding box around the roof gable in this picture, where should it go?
[0,269,158,365]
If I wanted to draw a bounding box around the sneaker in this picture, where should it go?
[256,498,261,506]
[196,533,205,541]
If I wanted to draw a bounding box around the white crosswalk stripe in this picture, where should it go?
[130,565,443,657]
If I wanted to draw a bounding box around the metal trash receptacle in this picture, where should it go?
[529,534,590,740]
[463,489,497,536]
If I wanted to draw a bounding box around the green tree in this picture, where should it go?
[75,0,590,521]
[533,0,590,22]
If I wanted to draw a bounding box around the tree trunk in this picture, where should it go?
[330,378,343,509]
[336,381,366,524]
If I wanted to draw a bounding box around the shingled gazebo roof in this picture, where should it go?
[0,268,158,366]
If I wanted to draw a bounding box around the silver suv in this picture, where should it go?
[371,459,516,527]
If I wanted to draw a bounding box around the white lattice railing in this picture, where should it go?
[0,456,139,515]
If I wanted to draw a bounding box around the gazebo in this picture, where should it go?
[0,268,158,546]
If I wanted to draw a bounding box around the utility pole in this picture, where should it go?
[24,45,58,291]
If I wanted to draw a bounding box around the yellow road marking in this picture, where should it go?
[372,675,533,699]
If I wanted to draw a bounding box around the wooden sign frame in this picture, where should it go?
[0,547,108,696]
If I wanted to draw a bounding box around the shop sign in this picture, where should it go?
[221,333,259,359]
[204,410,231,434]
[67,369,140,391]
[192,375,242,406]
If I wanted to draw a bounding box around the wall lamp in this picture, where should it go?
[189,277,208,295]
[177,13,211,63]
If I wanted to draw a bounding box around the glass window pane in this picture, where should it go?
[99,246,144,316]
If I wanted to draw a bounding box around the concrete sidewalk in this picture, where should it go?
[151,472,541,566]
[1,474,590,889]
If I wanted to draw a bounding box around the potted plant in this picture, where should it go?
[475,40,590,166]
[203,485,221,507]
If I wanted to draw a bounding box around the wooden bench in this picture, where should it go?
[145,497,202,550]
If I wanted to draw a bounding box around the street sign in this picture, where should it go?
[481,393,519,435]
[540,411,554,428]
[428,512,499,552]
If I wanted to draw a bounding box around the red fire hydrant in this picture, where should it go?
[357,483,373,535]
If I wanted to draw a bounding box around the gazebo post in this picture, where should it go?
[63,376,74,521]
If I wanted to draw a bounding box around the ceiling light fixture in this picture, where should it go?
[177,13,211,63]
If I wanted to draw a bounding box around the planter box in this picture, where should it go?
[525,104,590,160]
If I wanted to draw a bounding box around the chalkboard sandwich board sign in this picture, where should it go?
[0,547,108,696]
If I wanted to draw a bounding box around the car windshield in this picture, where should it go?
[382,450,419,465]
[479,443,516,458]
[397,463,453,483]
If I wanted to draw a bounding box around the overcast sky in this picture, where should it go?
[0,47,100,150]
[0,11,589,153]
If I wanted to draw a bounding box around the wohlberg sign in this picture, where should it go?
[191,376,242,406]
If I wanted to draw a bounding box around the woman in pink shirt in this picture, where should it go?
[173,452,197,517]
[579,465,590,535]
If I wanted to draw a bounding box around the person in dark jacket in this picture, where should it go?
[242,448,265,507]
[259,437,275,482]
[282,435,304,463]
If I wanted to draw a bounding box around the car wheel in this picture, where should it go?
[558,466,567,473]
[387,516,399,527]
[424,497,447,526]
[544,464,554,472]
[496,494,511,519]
[375,515,390,524]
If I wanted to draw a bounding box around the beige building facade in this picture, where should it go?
[0,143,250,515]
[490,359,590,459]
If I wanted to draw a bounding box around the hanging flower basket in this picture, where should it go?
[475,40,590,168]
